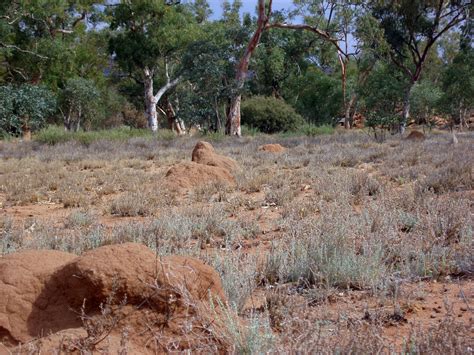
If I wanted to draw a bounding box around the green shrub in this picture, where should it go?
[241,96,305,133]
[241,125,261,136]
[34,125,71,145]
[35,125,153,145]
[0,84,56,136]
[199,131,226,142]
[282,123,335,137]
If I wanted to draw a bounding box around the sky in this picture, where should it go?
[206,0,295,19]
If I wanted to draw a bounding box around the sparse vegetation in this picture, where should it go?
[1,130,472,353]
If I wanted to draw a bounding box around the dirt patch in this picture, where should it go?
[258,144,286,153]
[1,243,227,353]
[406,130,426,140]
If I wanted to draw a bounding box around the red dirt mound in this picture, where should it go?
[164,161,236,191]
[258,144,286,153]
[192,141,239,172]
[0,250,77,345]
[406,130,425,140]
[165,141,238,191]
[1,243,227,353]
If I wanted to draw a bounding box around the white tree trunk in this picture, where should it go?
[227,95,242,136]
[144,66,180,133]
[144,69,158,132]
[401,82,415,135]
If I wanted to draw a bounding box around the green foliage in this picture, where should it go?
[361,63,406,122]
[178,20,246,130]
[241,96,305,133]
[0,84,56,136]
[109,1,197,74]
[35,125,153,145]
[410,81,442,125]
[289,123,335,137]
[291,68,342,125]
[439,49,474,123]
[278,124,335,138]
[60,77,102,131]
[0,0,106,86]
[241,125,260,136]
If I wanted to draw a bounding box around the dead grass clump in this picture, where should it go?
[58,190,90,208]
[403,316,473,353]
[264,186,297,207]
[205,299,275,353]
[264,222,387,291]
[207,252,260,311]
[191,180,233,203]
[237,168,274,193]
[109,192,156,217]
[64,210,97,228]
[350,172,381,201]
[422,161,473,193]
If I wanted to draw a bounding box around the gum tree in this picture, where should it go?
[370,0,470,133]
[108,1,196,132]
[226,0,272,136]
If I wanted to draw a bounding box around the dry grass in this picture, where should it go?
[1,129,473,352]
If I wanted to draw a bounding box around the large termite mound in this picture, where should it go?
[258,143,286,153]
[165,141,238,191]
[164,161,236,190]
[191,141,239,172]
[0,250,78,346]
[406,130,426,141]
[0,243,227,353]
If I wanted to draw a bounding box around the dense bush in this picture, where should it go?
[410,81,442,125]
[291,68,342,125]
[60,77,102,131]
[241,96,304,133]
[0,84,56,136]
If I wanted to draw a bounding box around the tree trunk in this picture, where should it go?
[214,96,222,132]
[165,97,186,135]
[144,70,158,132]
[226,95,242,136]
[339,52,350,129]
[143,65,181,133]
[401,81,415,135]
[226,0,269,136]
[64,106,72,131]
[75,106,82,132]
[344,93,357,129]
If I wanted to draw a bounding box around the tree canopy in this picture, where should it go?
[0,0,471,137]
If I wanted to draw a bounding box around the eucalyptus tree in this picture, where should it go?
[370,0,470,133]
[226,0,272,136]
[108,1,197,132]
[0,0,105,86]
[60,77,101,131]
[180,21,240,131]
[267,0,357,128]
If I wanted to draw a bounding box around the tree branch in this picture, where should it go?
[0,42,48,59]
[154,76,181,102]
[267,22,348,58]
